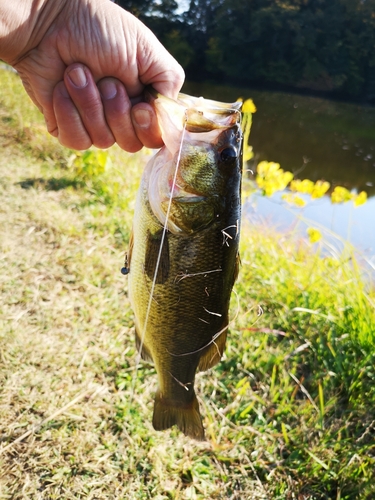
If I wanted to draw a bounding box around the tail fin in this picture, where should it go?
[152,390,205,441]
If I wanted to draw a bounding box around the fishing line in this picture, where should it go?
[131,113,188,396]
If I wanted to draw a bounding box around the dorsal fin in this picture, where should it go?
[127,228,134,268]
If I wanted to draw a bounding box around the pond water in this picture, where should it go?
[183,81,375,268]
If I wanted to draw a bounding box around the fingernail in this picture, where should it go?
[133,109,151,128]
[99,80,117,100]
[68,66,87,88]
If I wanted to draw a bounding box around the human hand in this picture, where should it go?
[0,0,184,151]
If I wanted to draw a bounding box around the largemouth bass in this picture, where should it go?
[127,90,243,440]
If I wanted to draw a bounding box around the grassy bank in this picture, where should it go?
[1,67,374,499]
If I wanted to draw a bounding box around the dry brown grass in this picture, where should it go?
[2,66,375,500]
[0,69,265,499]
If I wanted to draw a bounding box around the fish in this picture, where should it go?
[127,90,243,440]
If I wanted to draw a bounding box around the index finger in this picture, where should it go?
[134,23,185,99]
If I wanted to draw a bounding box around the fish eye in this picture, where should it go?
[220,147,238,161]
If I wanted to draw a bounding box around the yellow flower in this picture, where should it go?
[311,180,330,199]
[242,98,257,114]
[256,161,293,196]
[241,98,256,165]
[282,193,306,207]
[290,179,314,194]
[353,191,367,207]
[307,227,322,243]
[331,186,352,204]
[292,195,306,207]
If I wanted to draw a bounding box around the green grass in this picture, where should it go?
[1,66,375,499]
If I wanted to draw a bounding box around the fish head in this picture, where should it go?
[171,125,242,232]
[146,91,243,234]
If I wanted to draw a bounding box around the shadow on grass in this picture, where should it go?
[17,177,83,191]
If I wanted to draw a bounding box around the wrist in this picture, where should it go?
[0,0,64,64]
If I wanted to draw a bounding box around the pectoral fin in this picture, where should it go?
[144,230,170,284]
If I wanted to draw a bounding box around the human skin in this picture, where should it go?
[0,0,184,151]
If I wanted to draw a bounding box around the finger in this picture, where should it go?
[53,81,92,150]
[64,64,115,149]
[97,78,143,153]
[14,62,63,139]
[140,59,185,100]
[135,22,185,99]
[131,102,164,149]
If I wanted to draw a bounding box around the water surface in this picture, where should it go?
[183,81,375,264]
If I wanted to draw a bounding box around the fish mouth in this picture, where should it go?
[145,86,242,133]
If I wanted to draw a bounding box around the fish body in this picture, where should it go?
[127,92,243,440]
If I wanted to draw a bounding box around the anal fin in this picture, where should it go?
[197,326,228,372]
[152,390,205,441]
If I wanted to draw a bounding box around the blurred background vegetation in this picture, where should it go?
[1,3,375,489]
[117,0,375,103]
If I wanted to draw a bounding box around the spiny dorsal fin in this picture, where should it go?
[127,228,134,268]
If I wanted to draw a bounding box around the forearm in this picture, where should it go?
[0,0,62,64]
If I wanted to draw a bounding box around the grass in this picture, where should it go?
[1,66,375,499]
